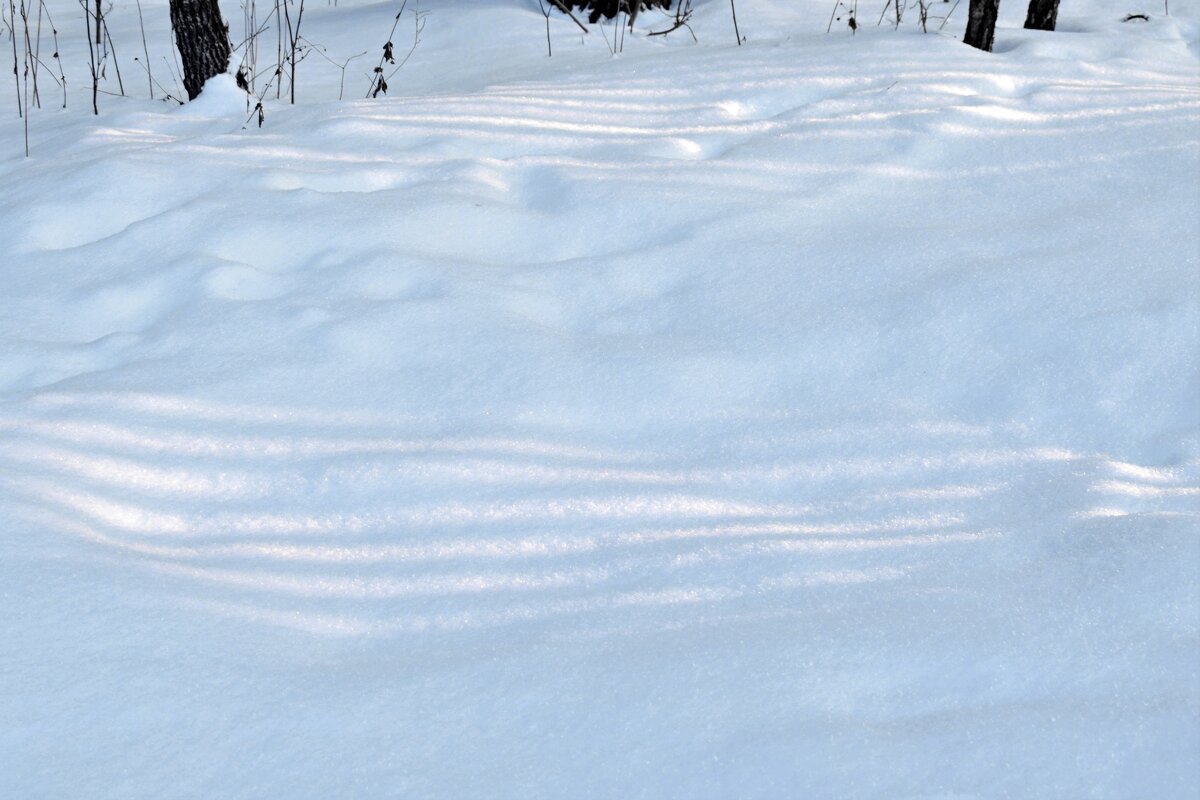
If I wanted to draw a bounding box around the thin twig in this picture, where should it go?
[297,36,363,99]
[81,0,97,113]
[545,0,588,34]
[366,0,406,98]
[539,0,552,56]
[102,17,123,95]
[133,0,151,97]
[9,0,22,116]
[30,0,40,107]
[647,11,692,36]
[42,3,65,108]
[384,8,423,83]
[20,0,29,154]
[937,0,960,30]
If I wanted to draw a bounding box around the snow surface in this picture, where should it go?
[1,0,1198,796]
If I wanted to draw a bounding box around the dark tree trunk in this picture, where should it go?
[1024,0,1059,30]
[964,0,1000,51]
[170,0,230,100]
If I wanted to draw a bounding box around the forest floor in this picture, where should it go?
[1,0,1198,796]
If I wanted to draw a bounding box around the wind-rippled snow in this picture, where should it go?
[1,0,1197,796]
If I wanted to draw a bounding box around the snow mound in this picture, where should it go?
[0,0,1197,796]
[175,72,247,119]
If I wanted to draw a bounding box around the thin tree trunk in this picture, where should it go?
[963,0,999,51]
[170,0,230,99]
[1023,0,1058,30]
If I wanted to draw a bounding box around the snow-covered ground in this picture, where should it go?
[2,0,1198,795]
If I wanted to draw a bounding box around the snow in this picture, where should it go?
[175,73,248,118]
[1,0,1198,795]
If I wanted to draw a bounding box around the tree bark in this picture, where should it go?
[1023,0,1059,30]
[964,0,1000,51]
[170,0,230,100]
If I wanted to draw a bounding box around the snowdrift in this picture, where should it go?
[1,0,1197,795]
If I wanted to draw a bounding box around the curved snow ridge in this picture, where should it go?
[2,38,1196,412]
[4,397,1193,640]
[17,493,997,639]
[0,415,652,462]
